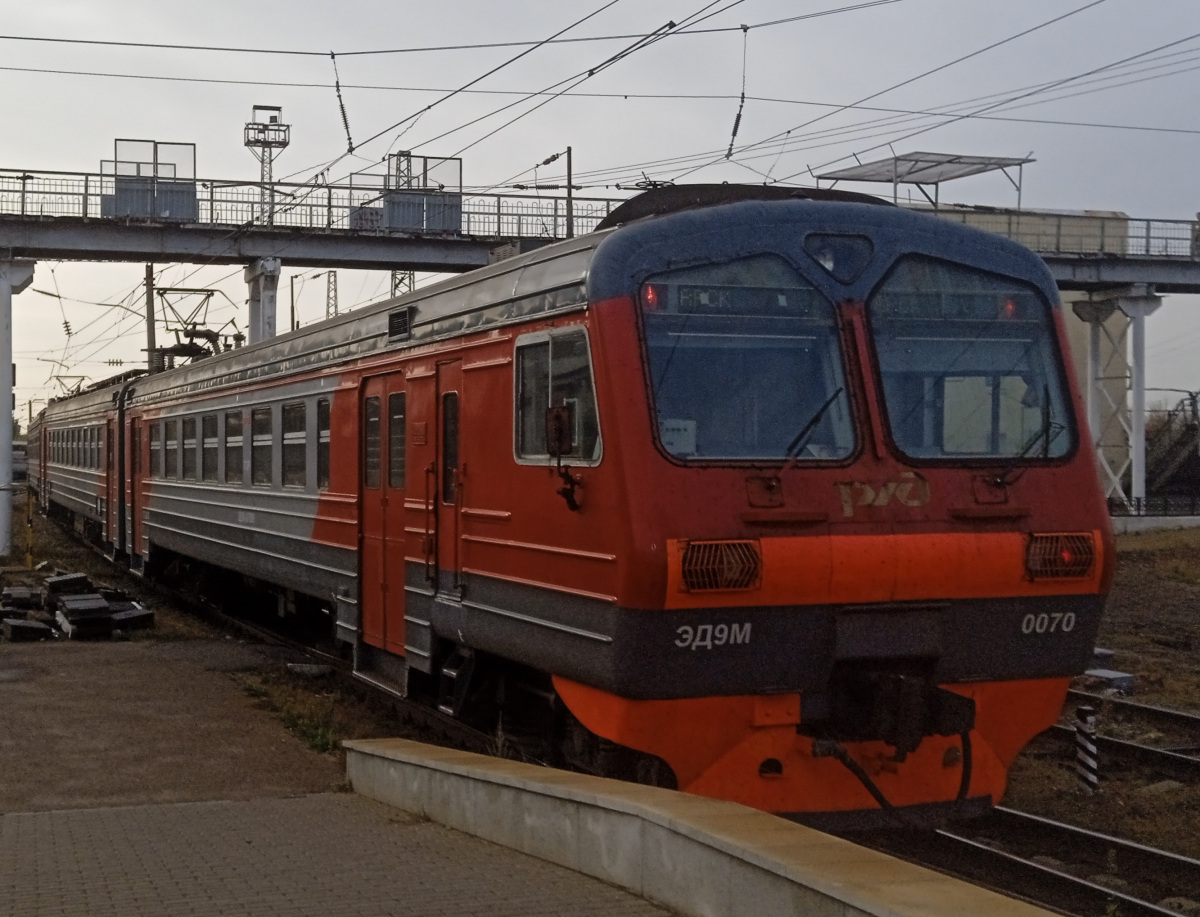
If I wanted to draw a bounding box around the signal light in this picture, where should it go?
[641,283,666,312]
[1001,299,1018,319]
[1026,533,1095,579]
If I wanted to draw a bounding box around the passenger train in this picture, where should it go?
[28,185,1114,826]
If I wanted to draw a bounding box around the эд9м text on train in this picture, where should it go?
[28,186,1113,827]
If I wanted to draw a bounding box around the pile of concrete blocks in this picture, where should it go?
[1,573,154,642]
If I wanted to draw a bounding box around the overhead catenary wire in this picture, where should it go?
[540,44,1200,188]
[0,2,905,59]
[773,26,1200,184]
[674,0,1115,183]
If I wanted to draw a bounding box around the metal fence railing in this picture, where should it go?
[1108,495,1200,517]
[0,168,621,240]
[926,207,1198,259]
[2,167,1197,257]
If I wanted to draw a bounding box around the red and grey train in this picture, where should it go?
[28,186,1113,826]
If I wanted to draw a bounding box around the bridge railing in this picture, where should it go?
[3,167,1196,257]
[922,206,1198,259]
[0,168,621,240]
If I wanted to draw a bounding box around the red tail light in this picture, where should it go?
[1026,533,1095,579]
[681,540,762,591]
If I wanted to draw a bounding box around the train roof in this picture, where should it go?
[42,188,1059,416]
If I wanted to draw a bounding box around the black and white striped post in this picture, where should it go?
[1074,705,1100,792]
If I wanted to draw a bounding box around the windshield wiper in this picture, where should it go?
[784,387,844,462]
[992,385,1063,486]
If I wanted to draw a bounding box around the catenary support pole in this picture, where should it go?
[145,264,161,373]
[0,260,35,558]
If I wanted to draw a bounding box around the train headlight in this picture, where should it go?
[681,540,762,591]
[1025,533,1095,579]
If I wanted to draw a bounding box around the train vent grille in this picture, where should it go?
[681,540,762,591]
[388,307,413,341]
[1026,533,1095,579]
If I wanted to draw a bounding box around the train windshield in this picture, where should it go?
[868,257,1074,461]
[640,254,853,462]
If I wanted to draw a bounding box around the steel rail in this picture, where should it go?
[844,805,1200,917]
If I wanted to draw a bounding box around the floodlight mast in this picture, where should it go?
[244,105,291,225]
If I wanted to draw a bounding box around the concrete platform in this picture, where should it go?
[347,738,1054,917]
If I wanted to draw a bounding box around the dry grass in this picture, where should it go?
[235,666,413,756]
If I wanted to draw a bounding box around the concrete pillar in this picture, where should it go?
[1071,300,1119,493]
[1119,290,1162,505]
[245,257,281,344]
[0,260,34,557]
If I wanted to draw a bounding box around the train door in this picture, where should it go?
[105,419,116,551]
[435,360,463,597]
[360,374,408,654]
[128,419,141,564]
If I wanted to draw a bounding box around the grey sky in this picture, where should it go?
[3,0,1199,410]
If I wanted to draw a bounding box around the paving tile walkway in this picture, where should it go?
[0,794,671,917]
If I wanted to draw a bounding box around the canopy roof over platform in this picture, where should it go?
[817,151,1035,207]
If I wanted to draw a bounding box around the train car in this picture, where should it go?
[30,186,1114,826]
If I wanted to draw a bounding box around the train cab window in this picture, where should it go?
[282,402,306,488]
[364,397,381,489]
[182,418,197,481]
[201,415,218,482]
[150,424,162,478]
[225,412,244,484]
[164,420,178,478]
[317,399,330,491]
[388,393,406,489]
[639,255,853,462]
[514,329,601,463]
[251,407,273,486]
[867,257,1074,461]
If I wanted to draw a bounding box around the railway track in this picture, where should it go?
[1048,689,1200,782]
[849,805,1200,916]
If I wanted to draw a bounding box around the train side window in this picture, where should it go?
[201,415,218,482]
[92,427,99,469]
[317,398,330,491]
[251,407,273,486]
[442,393,459,504]
[282,402,306,488]
[164,420,178,478]
[364,397,381,489]
[182,418,197,481]
[514,329,601,463]
[150,424,162,478]
[225,412,244,484]
[388,393,406,489]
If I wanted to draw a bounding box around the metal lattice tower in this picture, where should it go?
[391,270,415,297]
[243,105,290,226]
[326,270,338,319]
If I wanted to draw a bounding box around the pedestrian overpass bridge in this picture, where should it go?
[2,165,1199,519]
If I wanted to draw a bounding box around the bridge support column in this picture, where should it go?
[0,260,34,557]
[245,257,281,344]
[1120,288,1162,507]
[1076,285,1162,508]
[1072,299,1125,504]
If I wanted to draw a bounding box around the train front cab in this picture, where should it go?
[549,202,1114,825]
